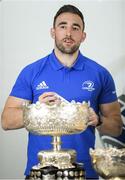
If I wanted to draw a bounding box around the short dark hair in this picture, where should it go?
[53,4,85,30]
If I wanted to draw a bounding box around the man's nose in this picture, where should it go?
[66,27,72,36]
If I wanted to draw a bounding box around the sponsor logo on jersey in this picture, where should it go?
[36,81,49,90]
[82,80,95,91]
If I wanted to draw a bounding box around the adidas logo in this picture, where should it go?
[36,81,49,90]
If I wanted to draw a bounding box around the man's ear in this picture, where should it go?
[50,28,55,39]
[81,32,86,43]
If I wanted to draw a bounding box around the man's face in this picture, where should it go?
[51,12,86,54]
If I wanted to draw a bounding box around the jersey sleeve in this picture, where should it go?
[10,66,33,101]
[98,69,118,104]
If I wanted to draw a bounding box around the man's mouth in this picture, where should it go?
[63,38,74,44]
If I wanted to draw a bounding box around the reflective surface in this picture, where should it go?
[23,100,88,179]
[23,100,89,136]
[90,148,125,179]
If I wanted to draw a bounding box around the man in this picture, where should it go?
[1,4,122,179]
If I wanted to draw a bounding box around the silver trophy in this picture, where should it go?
[23,97,89,180]
[90,148,125,180]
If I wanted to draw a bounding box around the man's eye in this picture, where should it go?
[60,26,66,29]
[73,27,79,31]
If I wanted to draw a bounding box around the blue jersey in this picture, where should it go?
[10,51,117,178]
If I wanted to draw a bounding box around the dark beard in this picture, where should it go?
[55,40,80,54]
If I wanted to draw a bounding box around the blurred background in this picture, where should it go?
[0,0,125,179]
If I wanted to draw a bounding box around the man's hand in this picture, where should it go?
[39,92,61,105]
[88,107,99,126]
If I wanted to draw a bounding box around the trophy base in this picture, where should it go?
[29,162,85,180]
[38,149,76,169]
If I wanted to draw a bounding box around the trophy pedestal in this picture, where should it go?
[38,150,76,169]
[29,162,85,180]
[28,136,85,179]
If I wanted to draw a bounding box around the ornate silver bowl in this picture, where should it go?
[90,148,125,179]
[23,100,89,136]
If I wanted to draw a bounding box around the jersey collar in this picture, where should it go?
[49,50,85,71]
